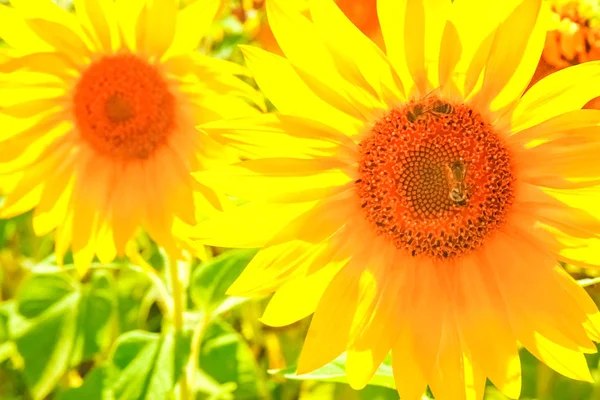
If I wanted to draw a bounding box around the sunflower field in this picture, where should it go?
[3,0,600,399]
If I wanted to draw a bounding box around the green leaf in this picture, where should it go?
[109,330,191,400]
[114,268,153,333]
[0,305,8,344]
[270,353,396,389]
[190,249,257,314]
[10,271,115,400]
[200,319,266,400]
[78,273,116,360]
[16,272,77,319]
[56,366,113,400]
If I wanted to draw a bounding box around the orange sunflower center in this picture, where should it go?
[73,55,176,160]
[356,97,515,260]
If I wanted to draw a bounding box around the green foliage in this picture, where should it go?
[56,367,112,400]
[190,249,258,315]
[8,271,115,399]
[272,354,395,390]
[199,319,266,399]
[110,330,190,400]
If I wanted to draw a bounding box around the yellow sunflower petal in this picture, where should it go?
[265,0,382,119]
[70,155,114,259]
[346,257,402,389]
[227,240,318,296]
[110,162,144,254]
[239,45,363,135]
[405,262,446,380]
[32,165,74,236]
[0,137,73,218]
[95,220,117,265]
[428,318,467,400]
[309,0,405,103]
[24,18,91,62]
[136,0,177,59]
[504,61,600,132]
[199,113,356,160]
[471,0,542,111]
[392,331,428,400]
[163,0,220,59]
[456,255,521,398]
[555,268,600,343]
[55,213,73,265]
[189,202,313,249]
[462,352,487,400]
[114,0,145,51]
[377,0,411,92]
[0,4,52,51]
[0,52,78,79]
[526,334,593,382]
[489,233,596,354]
[297,261,372,374]
[438,20,462,97]
[261,258,346,327]
[507,109,600,147]
[193,158,352,203]
[73,0,118,52]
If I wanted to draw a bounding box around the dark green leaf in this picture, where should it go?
[115,268,154,333]
[0,306,8,344]
[10,271,115,399]
[190,249,257,314]
[16,272,77,319]
[78,273,116,360]
[110,329,191,400]
[200,319,266,400]
[12,273,80,399]
[270,353,396,389]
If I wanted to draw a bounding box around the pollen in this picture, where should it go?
[73,55,176,160]
[356,97,515,260]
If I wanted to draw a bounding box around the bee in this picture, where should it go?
[431,101,454,116]
[406,99,454,123]
[445,159,468,206]
[406,103,426,123]
[449,187,468,206]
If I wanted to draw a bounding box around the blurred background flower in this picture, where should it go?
[0,0,262,274]
[530,0,600,107]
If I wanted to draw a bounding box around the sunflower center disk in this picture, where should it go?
[356,98,515,260]
[73,55,176,160]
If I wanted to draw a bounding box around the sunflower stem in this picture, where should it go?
[169,256,190,400]
[186,311,209,395]
[126,242,172,317]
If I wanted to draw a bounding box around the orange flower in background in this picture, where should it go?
[531,0,600,106]
[240,0,383,54]
[192,0,600,399]
[0,0,261,272]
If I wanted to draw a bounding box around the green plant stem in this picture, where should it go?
[169,256,190,400]
[186,311,209,394]
[125,246,172,318]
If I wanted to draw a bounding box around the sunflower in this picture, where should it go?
[0,0,262,271]
[191,0,600,398]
